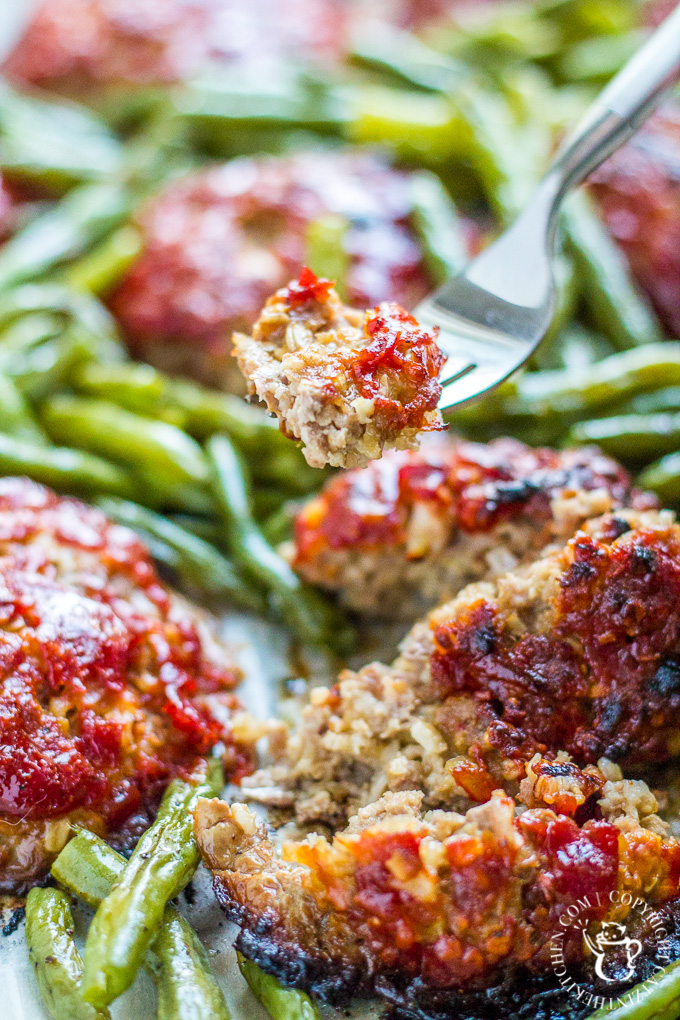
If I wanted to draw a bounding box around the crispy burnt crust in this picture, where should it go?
[0,477,255,892]
[197,507,680,1012]
[291,437,654,618]
[233,269,446,469]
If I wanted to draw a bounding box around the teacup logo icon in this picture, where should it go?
[583,922,642,983]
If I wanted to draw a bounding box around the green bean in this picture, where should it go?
[42,396,210,487]
[12,330,93,401]
[0,433,135,497]
[81,764,223,1009]
[53,829,125,908]
[638,453,680,505]
[0,283,124,360]
[563,192,663,350]
[617,388,680,416]
[237,953,322,1020]
[156,909,231,1020]
[63,224,143,296]
[0,373,47,441]
[515,343,680,416]
[347,85,460,166]
[0,181,131,292]
[206,434,351,650]
[304,214,350,299]
[349,20,465,93]
[557,28,643,83]
[95,497,265,613]
[449,81,540,222]
[587,957,680,1019]
[71,363,323,492]
[0,310,62,351]
[25,887,110,1020]
[168,515,222,544]
[261,504,298,547]
[409,170,468,283]
[133,466,215,516]
[0,82,121,190]
[568,413,680,462]
[53,830,230,1020]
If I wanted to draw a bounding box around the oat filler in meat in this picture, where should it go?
[234,269,446,469]
[109,152,438,390]
[196,506,680,1012]
[0,477,255,894]
[291,435,655,617]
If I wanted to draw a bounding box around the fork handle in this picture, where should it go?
[543,1,680,232]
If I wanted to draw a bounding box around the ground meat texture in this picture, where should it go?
[109,152,435,390]
[291,436,654,618]
[3,0,345,96]
[0,477,253,893]
[589,105,680,337]
[196,507,680,1009]
[234,269,445,469]
[195,789,680,1006]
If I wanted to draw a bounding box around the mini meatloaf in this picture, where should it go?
[196,507,680,1010]
[589,105,680,337]
[0,477,254,894]
[109,152,438,390]
[291,435,655,617]
[234,269,446,469]
[3,0,345,97]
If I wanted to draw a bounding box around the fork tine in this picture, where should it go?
[438,363,509,411]
[438,355,476,385]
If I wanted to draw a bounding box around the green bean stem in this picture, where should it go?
[206,434,352,650]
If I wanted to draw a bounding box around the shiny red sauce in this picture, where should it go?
[0,477,246,826]
[294,439,637,564]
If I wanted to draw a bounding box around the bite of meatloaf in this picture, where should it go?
[109,152,438,390]
[234,269,446,469]
[0,476,255,893]
[291,435,656,618]
[196,506,680,1009]
[3,0,345,97]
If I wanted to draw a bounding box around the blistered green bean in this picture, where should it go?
[25,887,109,1020]
[95,497,265,612]
[238,953,322,1020]
[0,433,135,497]
[82,765,223,1009]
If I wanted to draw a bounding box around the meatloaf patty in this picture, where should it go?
[234,269,445,468]
[109,151,438,390]
[0,476,254,893]
[196,507,680,1011]
[291,435,656,617]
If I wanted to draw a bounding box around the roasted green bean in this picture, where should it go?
[638,452,680,505]
[238,952,322,1020]
[53,829,230,1020]
[207,433,350,649]
[409,169,468,282]
[304,214,350,298]
[81,764,223,1009]
[25,887,109,1020]
[563,192,663,350]
[42,396,210,487]
[0,182,131,292]
[95,497,265,612]
[0,433,135,497]
[63,224,143,296]
[0,373,47,441]
[569,413,680,461]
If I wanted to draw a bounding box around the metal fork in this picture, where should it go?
[416,3,680,414]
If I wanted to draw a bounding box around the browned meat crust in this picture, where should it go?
[291,437,654,617]
[196,508,680,1010]
[234,269,445,468]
